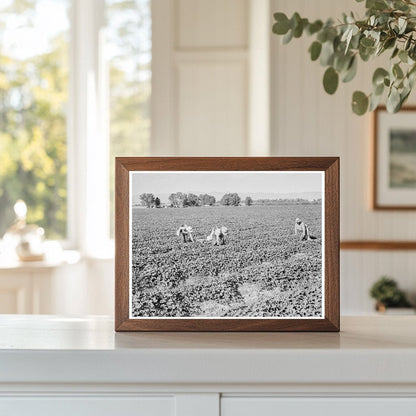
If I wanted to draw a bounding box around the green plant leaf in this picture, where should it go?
[360,37,375,48]
[383,37,396,50]
[359,43,375,61]
[282,29,293,44]
[273,13,290,35]
[307,20,323,35]
[387,87,401,112]
[372,67,389,86]
[398,16,407,34]
[320,40,335,66]
[352,91,369,115]
[369,92,383,111]
[366,0,388,10]
[394,0,409,12]
[291,12,303,38]
[392,63,404,79]
[399,49,408,63]
[334,52,352,72]
[308,41,322,61]
[405,33,413,50]
[391,47,399,59]
[342,56,357,82]
[323,67,339,94]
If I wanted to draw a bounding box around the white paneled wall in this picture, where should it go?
[271,0,416,314]
[152,0,251,156]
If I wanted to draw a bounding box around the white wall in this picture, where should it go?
[271,0,416,314]
[152,0,271,156]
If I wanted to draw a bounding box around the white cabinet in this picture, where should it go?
[0,396,175,416]
[1,316,416,415]
[222,398,416,416]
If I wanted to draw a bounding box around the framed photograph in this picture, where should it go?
[115,157,339,332]
[373,106,416,209]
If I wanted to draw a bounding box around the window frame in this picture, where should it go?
[67,0,112,257]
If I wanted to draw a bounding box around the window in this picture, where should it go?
[0,0,70,239]
[106,0,151,237]
[0,0,151,250]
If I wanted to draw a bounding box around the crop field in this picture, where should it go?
[131,204,323,318]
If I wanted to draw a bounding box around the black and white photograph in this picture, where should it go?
[129,170,324,319]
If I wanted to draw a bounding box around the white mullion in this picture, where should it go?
[70,0,109,256]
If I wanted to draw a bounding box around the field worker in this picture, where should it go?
[176,224,194,243]
[294,218,317,241]
[207,226,228,245]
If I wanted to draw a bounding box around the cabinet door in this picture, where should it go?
[222,397,416,416]
[0,396,175,416]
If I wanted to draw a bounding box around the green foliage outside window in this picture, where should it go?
[0,0,69,238]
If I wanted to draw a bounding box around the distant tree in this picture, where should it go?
[140,193,155,208]
[154,197,161,208]
[186,193,200,207]
[199,194,216,206]
[169,192,187,208]
[220,193,241,206]
[245,196,253,206]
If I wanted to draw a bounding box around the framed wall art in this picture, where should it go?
[373,106,416,210]
[115,157,339,332]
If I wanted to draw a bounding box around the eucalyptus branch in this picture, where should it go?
[272,0,416,115]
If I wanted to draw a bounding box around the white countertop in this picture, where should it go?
[1,315,416,387]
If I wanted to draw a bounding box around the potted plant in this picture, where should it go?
[369,276,414,313]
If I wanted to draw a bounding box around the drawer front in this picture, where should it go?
[222,398,416,416]
[0,396,175,416]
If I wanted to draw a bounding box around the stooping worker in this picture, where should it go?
[294,217,317,241]
[176,224,194,243]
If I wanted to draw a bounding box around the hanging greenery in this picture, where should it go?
[272,0,416,115]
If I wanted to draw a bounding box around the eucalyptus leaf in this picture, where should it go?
[273,13,290,35]
[352,91,369,115]
[405,34,413,51]
[369,91,383,111]
[387,88,401,112]
[291,13,303,38]
[391,47,399,59]
[372,68,389,86]
[309,41,322,61]
[342,56,358,82]
[366,0,388,10]
[383,37,396,50]
[374,83,385,96]
[392,63,404,79]
[282,30,293,44]
[394,0,409,12]
[398,17,407,34]
[399,50,408,63]
[334,52,352,72]
[307,20,323,35]
[320,41,335,66]
[323,67,339,94]
[360,37,375,48]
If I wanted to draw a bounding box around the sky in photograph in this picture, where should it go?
[131,171,323,204]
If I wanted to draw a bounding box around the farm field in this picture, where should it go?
[131,204,323,318]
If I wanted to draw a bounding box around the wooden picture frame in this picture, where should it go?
[373,106,416,210]
[115,157,339,332]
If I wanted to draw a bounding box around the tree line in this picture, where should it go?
[138,193,320,208]
[139,193,254,208]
